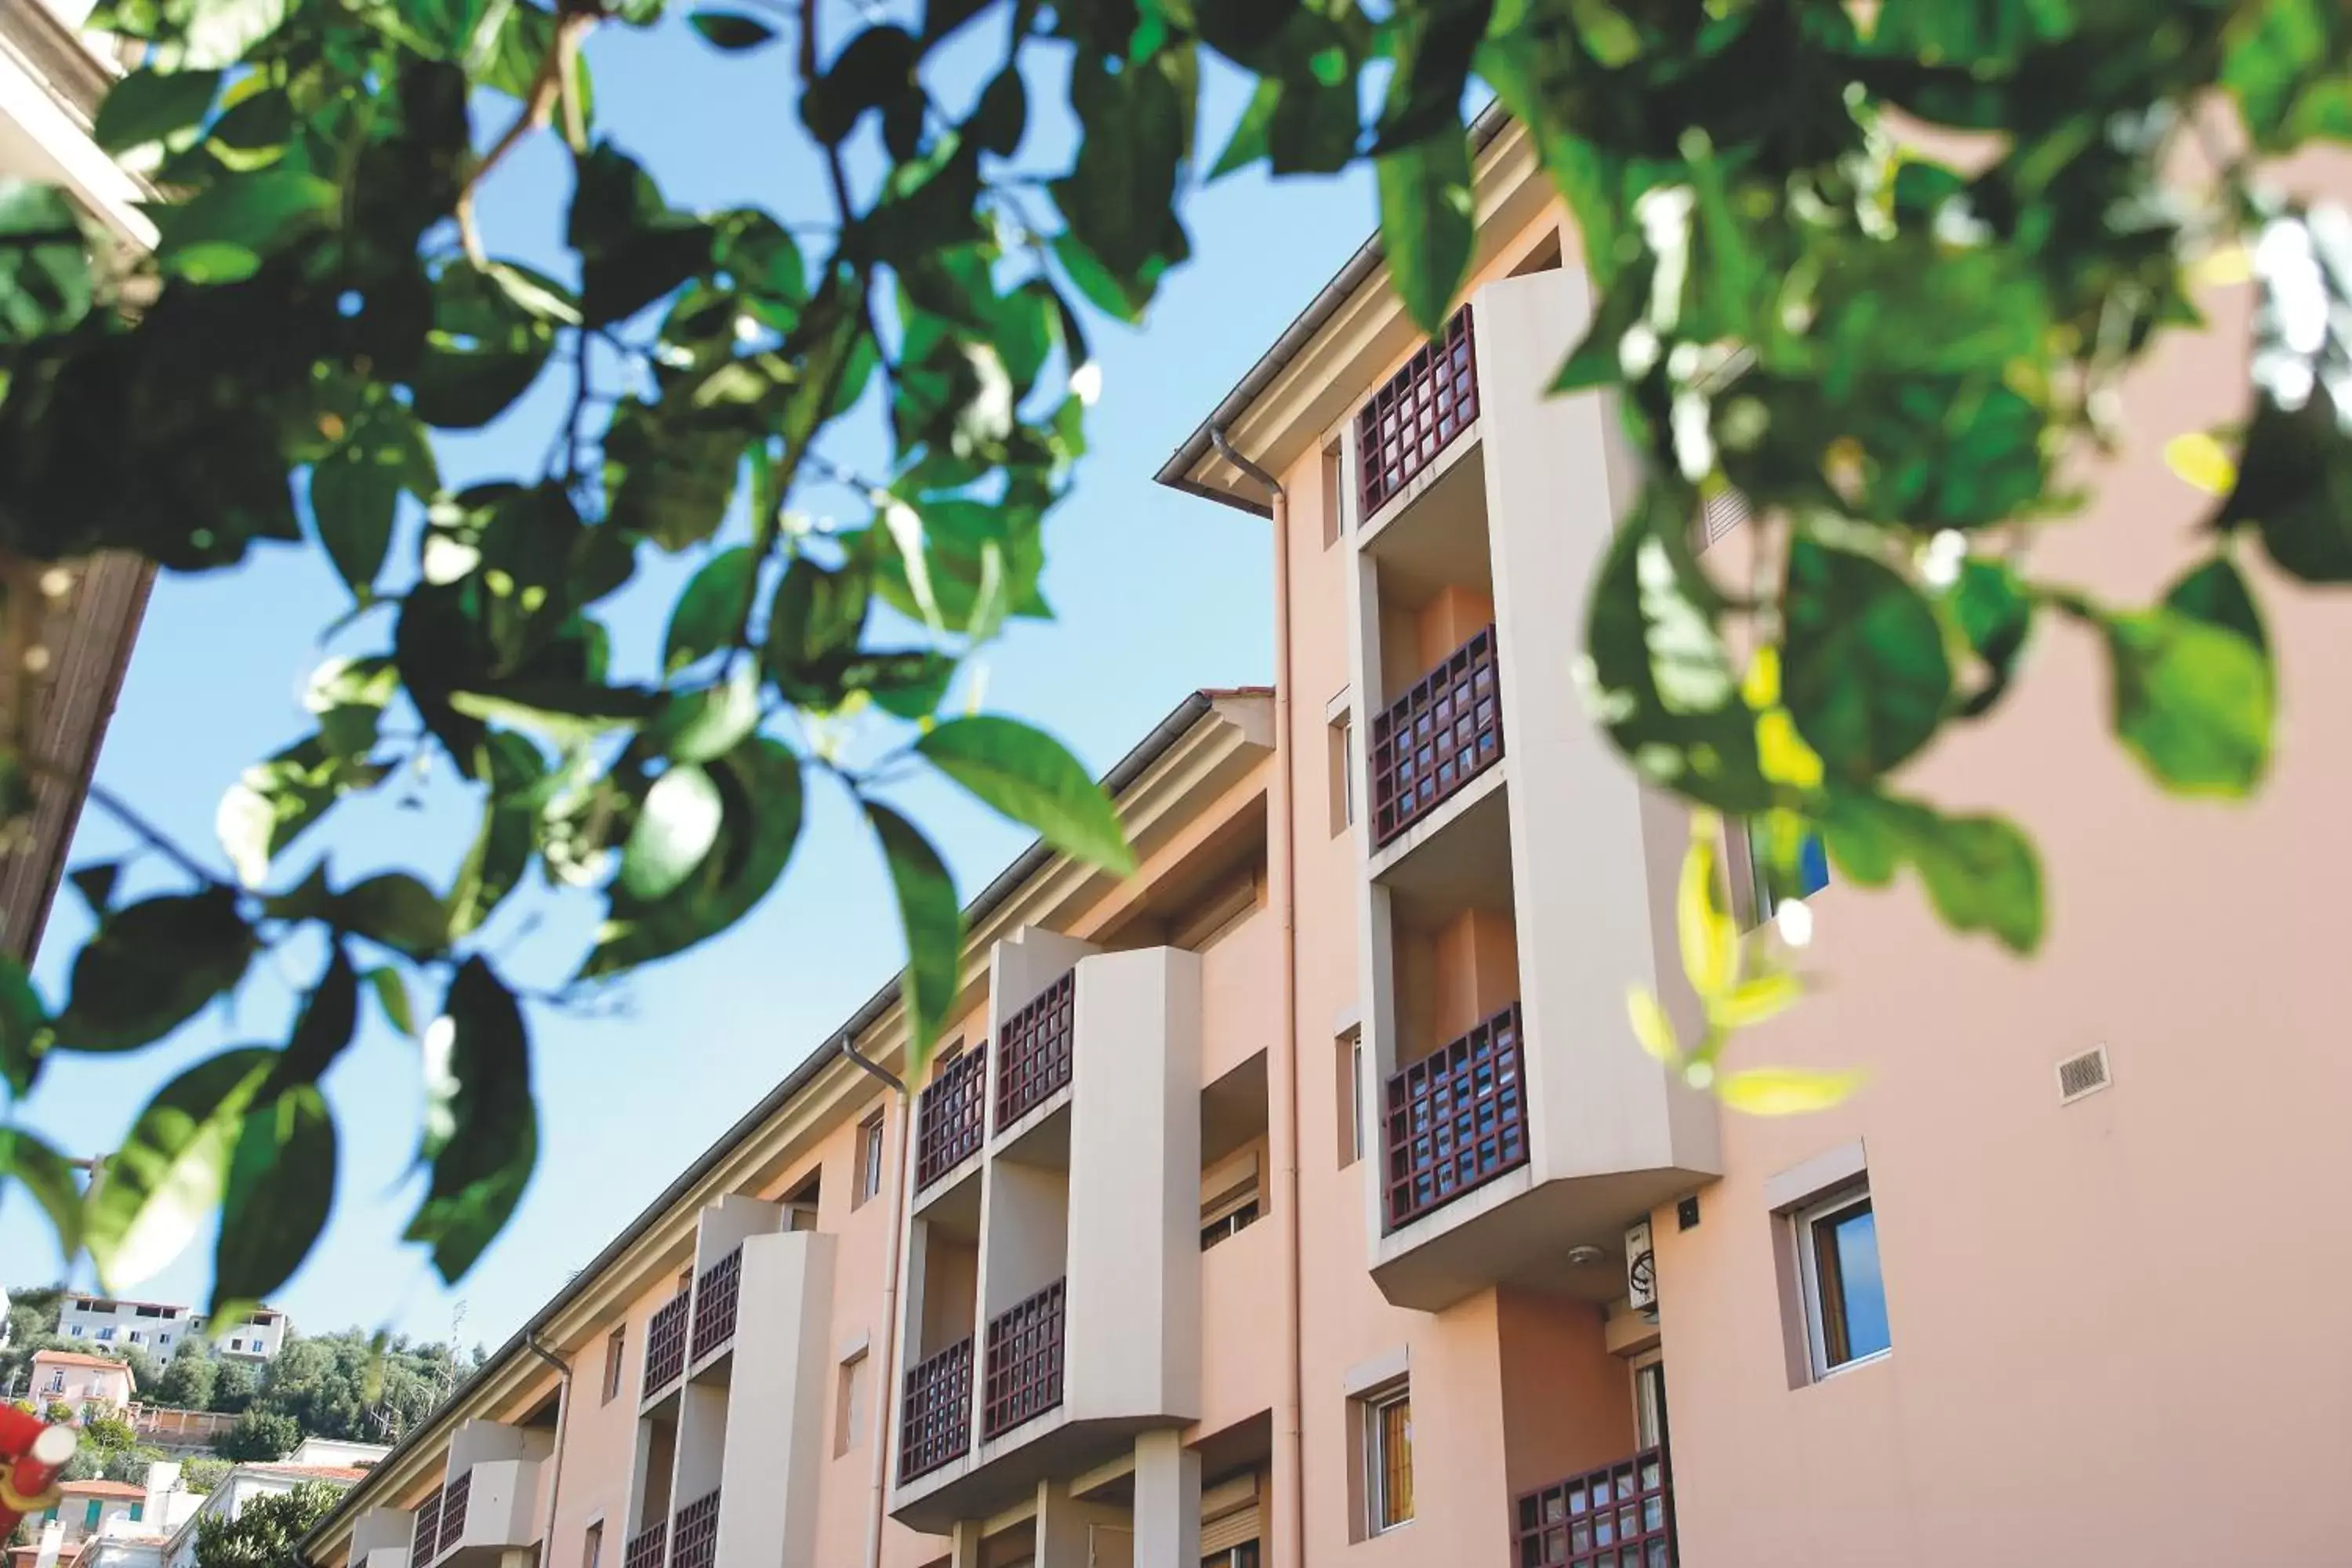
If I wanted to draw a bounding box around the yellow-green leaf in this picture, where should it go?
[1716,1065,1864,1115]
[1625,986,1676,1062]
[1677,830,1737,997]
[1710,970,1802,1029]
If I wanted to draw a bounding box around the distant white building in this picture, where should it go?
[56,1298,292,1363]
[157,1448,385,1568]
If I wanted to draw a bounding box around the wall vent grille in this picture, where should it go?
[2056,1045,2111,1104]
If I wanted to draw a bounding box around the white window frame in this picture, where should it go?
[1363,1385,1413,1535]
[855,1111,885,1207]
[1795,1183,1889,1381]
[1350,1036,1366,1167]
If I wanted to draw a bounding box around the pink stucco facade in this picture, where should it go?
[308,123,2351,1568]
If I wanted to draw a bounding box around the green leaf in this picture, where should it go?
[310,403,434,598]
[641,670,760,764]
[93,66,222,154]
[867,801,961,1073]
[0,181,92,341]
[1210,78,1281,180]
[763,558,870,690]
[1821,789,2045,954]
[1376,127,1475,336]
[85,1047,276,1287]
[0,951,51,1099]
[329,873,450,959]
[663,546,757,673]
[150,169,336,284]
[619,764,724,901]
[57,891,256,1053]
[688,9,775,49]
[409,262,561,429]
[2165,555,2269,652]
[216,734,384,890]
[452,733,547,938]
[365,966,416,1037]
[917,716,1135,874]
[2102,603,2274,796]
[1052,46,1193,294]
[1944,557,2034,717]
[406,958,535,1282]
[67,862,120,919]
[214,1083,335,1305]
[584,736,803,975]
[1,1127,83,1257]
[1780,536,1952,781]
[1716,1067,1865,1115]
[603,397,745,552]
[272,947,359,1092]
[800,24,920,146]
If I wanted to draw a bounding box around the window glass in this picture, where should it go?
[1370,1390,1413,1531]
[1801,1189,1891,1376]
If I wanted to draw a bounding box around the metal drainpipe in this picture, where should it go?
[840,1036,909,1568]
[1210,426,1304,1568]
[522,1334,572,1567]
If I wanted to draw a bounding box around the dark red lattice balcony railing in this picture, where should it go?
[409,1490,442,1568]
[433,1472,469,1559]
[670,1491,719,1568]
[898,1337,973,1483]
[1367,626,1503,848]
[1384,1002,1529,1231]
[996,971,1074,1128]
[689,1247,739,1364]
[643,1291,688,1398]
[916,1049,985,1190]
[621,1522,666,1568]
[981,1278,1066,1439]
[1356,304,1479,519]
[1514,1446,1677,1568]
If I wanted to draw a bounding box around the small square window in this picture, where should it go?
[601,1325,626,1404]
[1363,1385,1414,1534]
[854,1111,886,1208]
[1796,1183,1891,1378]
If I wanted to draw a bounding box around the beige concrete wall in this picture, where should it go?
[1652,141,2352,1568]
[714,1232,835,1568]
[1475,264,1721,1199]
[550,1277,678,1565]
[1196,906,1276,1089]
[1066,947,1202,1425]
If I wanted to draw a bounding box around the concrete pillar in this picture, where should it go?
[1036,1478,1131,1568]
[1131,1430,1200,1568]
[948,1520,982,1568]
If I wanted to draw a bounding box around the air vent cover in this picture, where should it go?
[2056,1045,2111,1104]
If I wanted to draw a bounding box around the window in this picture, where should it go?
[1334,1029,1363,1170]
[1365,1386,1414,1534]
[67,1326,82,1338]
[229,1338,243,1351]
[583,1521,603,1568]
[855,1111,886,1208]
[1327,708,1355,836]
[158,1334,171,1346]
[1796,1184,1890,1378]
[85,1501,102,1530]
[601,1326,626,1404]
[1200,1151,1262,1252]
[96,1327,114,1341]
[128,1331,143,1345]
[45,1370,64,1393]
[1320,438,1345,547]
[833,1349,869,1458]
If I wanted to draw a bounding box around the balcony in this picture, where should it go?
[620,1523,666,1568]
[669,1492,717,1568]
[898,1338,974,1484]
[1356,304,1479,521]
[995,971,1073,1129]
[916,1050,985,1191]
[979,1279,1065,1440]
[1384,1003,1528,1232]
[1514,1447,1676,1568]
[1370,625,1503,851]
[433,1474,468,1561]
[688,1248,739,1365]
[409,1493,441,1568]
[643,1292,688,1402]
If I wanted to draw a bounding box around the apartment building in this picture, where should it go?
[29,1348,132,1413]
[303,115,2352,1568]
[55,1296,290,1362]
[0,0,154,962]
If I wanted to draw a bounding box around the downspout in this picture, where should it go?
[1210,426,1304,1568]
[840,1037,909,1568]
[522,1334,572,1566]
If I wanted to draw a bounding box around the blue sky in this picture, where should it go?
[0,9,1377,1351]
